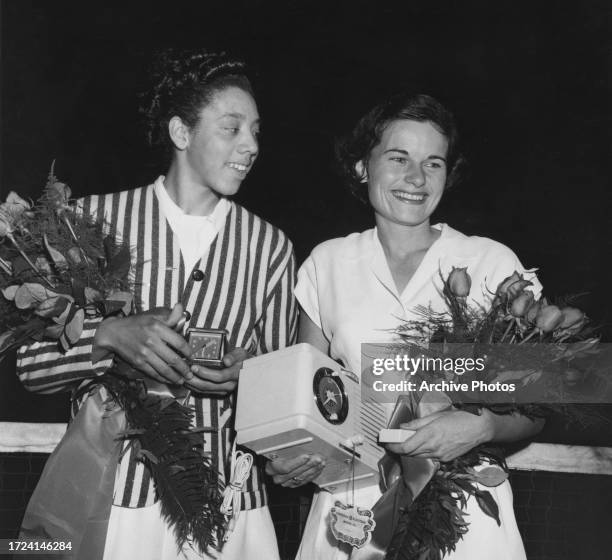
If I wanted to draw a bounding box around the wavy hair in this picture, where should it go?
[336,93,465,203]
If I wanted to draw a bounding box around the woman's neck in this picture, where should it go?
[163,162,220,216]
[376,218,440,260]
[375,218,441,295]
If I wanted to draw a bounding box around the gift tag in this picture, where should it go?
[329,500,376,549]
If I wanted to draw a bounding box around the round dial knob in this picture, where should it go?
[313,367,348,424]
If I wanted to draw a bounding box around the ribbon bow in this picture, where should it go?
[350,392,452,560]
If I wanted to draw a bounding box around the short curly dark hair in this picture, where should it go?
[336,93,465,203]
[140,48,254,161]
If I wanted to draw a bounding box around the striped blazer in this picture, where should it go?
[17,181,298,509]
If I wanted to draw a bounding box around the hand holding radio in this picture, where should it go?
[265,453,326,488]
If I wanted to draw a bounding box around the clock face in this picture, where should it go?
[313,367,348,424]
[186,328,227,368]
[190,335,222,360]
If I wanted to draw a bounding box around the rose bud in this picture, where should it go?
[525,299,542,323]
[510,291,534,318]
[494,272,533,306]
[507,278,533,300]
[535,304,564,333]
[448,267,471,297]
[495,272,521,297]
[559,307,586,330]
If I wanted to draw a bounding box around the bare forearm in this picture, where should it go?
[297,311,329,353]
[482,409,545,443]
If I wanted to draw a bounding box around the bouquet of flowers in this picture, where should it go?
[0,169,133,354]
[0,166,225,555]
[383,266,603,560]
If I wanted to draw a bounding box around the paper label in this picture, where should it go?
[329,500,376,549]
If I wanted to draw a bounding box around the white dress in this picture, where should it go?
[294,224,542,560]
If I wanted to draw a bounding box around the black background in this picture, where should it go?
[1,1,610,439]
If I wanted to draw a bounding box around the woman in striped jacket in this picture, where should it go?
[17,49,314,560]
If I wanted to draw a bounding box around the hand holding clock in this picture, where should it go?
[186,347,250,395]
[93,303,193,385]
[94,301,248,395]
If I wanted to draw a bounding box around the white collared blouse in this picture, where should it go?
[296,223,542,375]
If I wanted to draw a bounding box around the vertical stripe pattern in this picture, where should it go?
[16,182,298,510]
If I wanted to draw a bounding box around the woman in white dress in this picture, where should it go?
[292,93,544,559]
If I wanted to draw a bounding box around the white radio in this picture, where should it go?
[235,343,387,490]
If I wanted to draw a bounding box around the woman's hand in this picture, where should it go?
[186,347,249,395]
[93,303,193,385]
[385,408,544,462]
[265,454,326,488]
[384,409,494,462]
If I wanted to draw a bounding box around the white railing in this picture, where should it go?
[0,422,67,453]
[507,442,612,475]
[1,422,611,475]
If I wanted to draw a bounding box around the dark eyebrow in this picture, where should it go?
[220,112,243,119]
[383,148,446,162]
[219,112,261,126]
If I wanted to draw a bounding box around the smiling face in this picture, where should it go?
[360,119,448,229]
[182,86,260,197]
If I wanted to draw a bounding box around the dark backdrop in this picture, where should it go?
[1,1,610,440]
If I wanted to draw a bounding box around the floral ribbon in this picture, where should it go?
[19,378,189,560]
[350,392,452,560]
